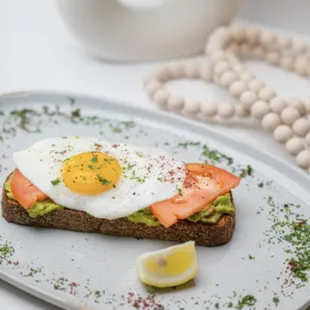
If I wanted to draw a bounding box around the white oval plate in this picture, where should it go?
[0,91,310,310]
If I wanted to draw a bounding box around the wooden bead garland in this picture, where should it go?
[143,23,310,172]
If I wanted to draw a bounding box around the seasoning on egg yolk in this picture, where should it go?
[62,152,121,195]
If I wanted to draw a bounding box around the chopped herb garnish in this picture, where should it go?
[272,297,280,305]
[0,242,14,264]
[201,144,233,165]
[236,295,257,309]
[110,125,122,133]
[51,178,61,186]
[91,155,98,163]
[136,152,143,157]
[121,121,135,128]
[178,141,201,149]
[97,175,111,186]
[88,165,94,170]
[239,165,253,178]
[157,178,163,182]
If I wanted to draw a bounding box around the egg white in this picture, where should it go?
[13,137,186,219]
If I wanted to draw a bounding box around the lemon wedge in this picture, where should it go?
[136,241,198,288]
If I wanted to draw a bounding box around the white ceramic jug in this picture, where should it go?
[57,0,243,61]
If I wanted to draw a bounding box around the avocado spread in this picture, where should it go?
[5,176,63,218]
[127,193,234,225]
[5,178,234,225]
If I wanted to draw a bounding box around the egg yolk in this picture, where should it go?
[62,152,121,195]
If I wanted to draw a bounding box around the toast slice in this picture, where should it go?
[1,185,235,247]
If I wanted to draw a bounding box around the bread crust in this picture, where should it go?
[1,185,235,246]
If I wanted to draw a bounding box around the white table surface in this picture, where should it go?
[1,1,310,309]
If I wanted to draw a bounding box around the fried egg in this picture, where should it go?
[13,137,186,219]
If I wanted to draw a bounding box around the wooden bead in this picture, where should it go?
[200,63,213,81]
[280,55,294,71]
[270,97,287,113]
[167,96,184,111]
[245,27,260,44]
[239,43,251,57]
[288,99,305,115]
[239,72,253,83]
[167,61,184,79]
[153,90,169,108]
[262,113,281,131]
[229,24,245,42]
[183,100,201,115]
[184,61,200,78]
[146,80,162,97]
[230,81,247,97]
[260,30,276,45]
[294,57,308,76]
[218,103,235,118]
[205,41,222,54]
[211,27,230,45]
[212,74,221,85]
[252,46,265,59]
[258,87,276,102]
[251,100,270,119]
[292,118,310,136]
[232,64,245,74]
[303,100,310,114]
[235,104,250,117]
[248,79,264,93]
[305,132,310,146]
[214,61,231,76]
[285,137,304,155]
[201,102,218,117]
[220,71,238,87]
[209,51,227,62]
[153,67,170,82]
[240,91,257,110]
[292,40,307,53]
[226,43,240,55]
[281,107,301,126]
[273,125,293,143]
[277,36,291,49]
[266,51,280,65]
[296,150,310,168]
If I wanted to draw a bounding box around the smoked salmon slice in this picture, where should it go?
[150,163,241,228]
[11,169,48,209]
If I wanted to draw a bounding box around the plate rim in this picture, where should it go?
[0,89,309,310]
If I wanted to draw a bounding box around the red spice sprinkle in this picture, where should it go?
[132,192,136,195]
[68,282,79,296]
[299,220,307,226]
[126,292,164,310]
[12,261,19,266]
[112,144,119,148]
[289,262,297,270]
[56,150,67,155]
